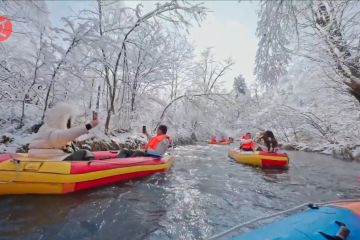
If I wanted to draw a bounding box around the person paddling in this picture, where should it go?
[28,102,99,161]
[210,136,217,143]
[118,125,171,158]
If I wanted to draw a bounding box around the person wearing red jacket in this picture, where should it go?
[240,132,255,151]
[210,136,217,143]
[220,136,227,143]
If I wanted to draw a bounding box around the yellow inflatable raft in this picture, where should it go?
[0,151,174,195]
[228,148,289,168]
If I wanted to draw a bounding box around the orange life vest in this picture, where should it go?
[144,134,171,150]
[241,135,254,149]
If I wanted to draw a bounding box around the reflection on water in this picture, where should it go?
[1,144,360,240]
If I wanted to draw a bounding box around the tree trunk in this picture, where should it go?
[104,109,111,134]
[96,85,101,111]
[89,78,95,109]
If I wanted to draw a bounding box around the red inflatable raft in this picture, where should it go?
[0,151,174,195]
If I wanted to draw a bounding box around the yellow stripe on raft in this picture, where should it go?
[0,158,72,174]
[0,182,69,195]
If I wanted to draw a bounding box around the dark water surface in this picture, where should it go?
[1,144,360,240]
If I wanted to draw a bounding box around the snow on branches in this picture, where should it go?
[256,0,360,102]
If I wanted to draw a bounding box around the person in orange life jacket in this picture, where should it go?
[117,125,171,158]
[210,136,217,143]
[240,132,255,151]
[220,136,227,143]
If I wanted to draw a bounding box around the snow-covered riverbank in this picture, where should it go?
[0,123,198,154]
[1,123,359,163]
[282,142,360,162]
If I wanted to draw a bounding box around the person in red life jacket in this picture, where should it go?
[228,137,234,143]
[117,125,171,158]
[220,136,227,143]
[240,132,255,151]
[210,136,217,143]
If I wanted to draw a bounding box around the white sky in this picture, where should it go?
[47,0,259,90]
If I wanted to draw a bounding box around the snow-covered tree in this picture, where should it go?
[254,0,294,88]
[193,48,234,94]
[0,1,51,127]
[255,0,360,102]
[81,0,207,132]
[233,74,248,96]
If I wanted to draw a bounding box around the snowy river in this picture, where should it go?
[1,144,360,240]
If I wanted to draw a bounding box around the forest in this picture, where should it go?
[1,0,360,160]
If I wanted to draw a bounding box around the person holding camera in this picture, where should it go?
[117,125,171,158]
[28,102,99,161]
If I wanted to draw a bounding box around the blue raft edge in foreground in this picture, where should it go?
[230,206,360,240]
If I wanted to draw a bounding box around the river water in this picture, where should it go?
[1,144,360,240]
